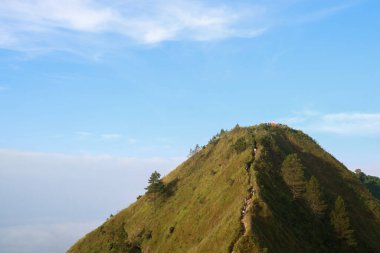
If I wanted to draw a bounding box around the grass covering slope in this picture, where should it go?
[68,124,380,253]
[68,126,253,253]
[250,124,380,253]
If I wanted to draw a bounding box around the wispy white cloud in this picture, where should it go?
[0,0,115,32]
[0,28,14,46]
[288,1,361,24]
[0,0,357,54]
[0,0,267,52]
[100,133,122,140]
[279,111,380,135]
[76,131,93,139]
[76,131,124,141]
[0,148,183,175]
[318,113,380,134]
[127,138,138,144]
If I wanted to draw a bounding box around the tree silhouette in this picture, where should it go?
[330,196,357,247]
[188,144,201,157]
[281,154,306,199]
[305,176,326,216]
[145,171,165,194]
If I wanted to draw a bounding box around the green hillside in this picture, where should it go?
[68,124,380,253]
[355,170,380,200]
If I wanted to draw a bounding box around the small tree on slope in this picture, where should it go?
[305,176,327,216]
[281,154,306,199]
[145,171,165,194]
[330,196,357,247]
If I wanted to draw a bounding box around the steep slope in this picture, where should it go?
[248,125,380,253]
[68,124,380,253]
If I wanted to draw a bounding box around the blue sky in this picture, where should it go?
[0,0,380,252]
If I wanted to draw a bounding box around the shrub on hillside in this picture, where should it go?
[233,137,247,153]
[145,171,165,195]
[188,144,201,157]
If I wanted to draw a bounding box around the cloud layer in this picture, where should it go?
[0,149,183,252]
[0,0,357,54]
[280,111,380,135]
[0,0,267,52]
[0,221,100,253]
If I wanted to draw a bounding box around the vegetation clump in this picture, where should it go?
[107,223,142,253]
[281,154,306,199]
[145,171,165,195]
[305,176,326,216]
[233,137,247,153]
[188,144,201,157]
[330,196,357,247]
[356,169,380,200]
[208,129,226,145]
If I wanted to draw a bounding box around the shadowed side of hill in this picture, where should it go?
[248,125,380,253]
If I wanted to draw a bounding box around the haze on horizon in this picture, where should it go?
[0,0,379,252]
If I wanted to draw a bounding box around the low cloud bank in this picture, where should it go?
[0,149,183,253]
[0,221,100,253]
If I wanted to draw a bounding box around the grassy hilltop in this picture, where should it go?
[68,124,380,253]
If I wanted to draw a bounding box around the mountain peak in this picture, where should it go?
[68,124,380,253]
